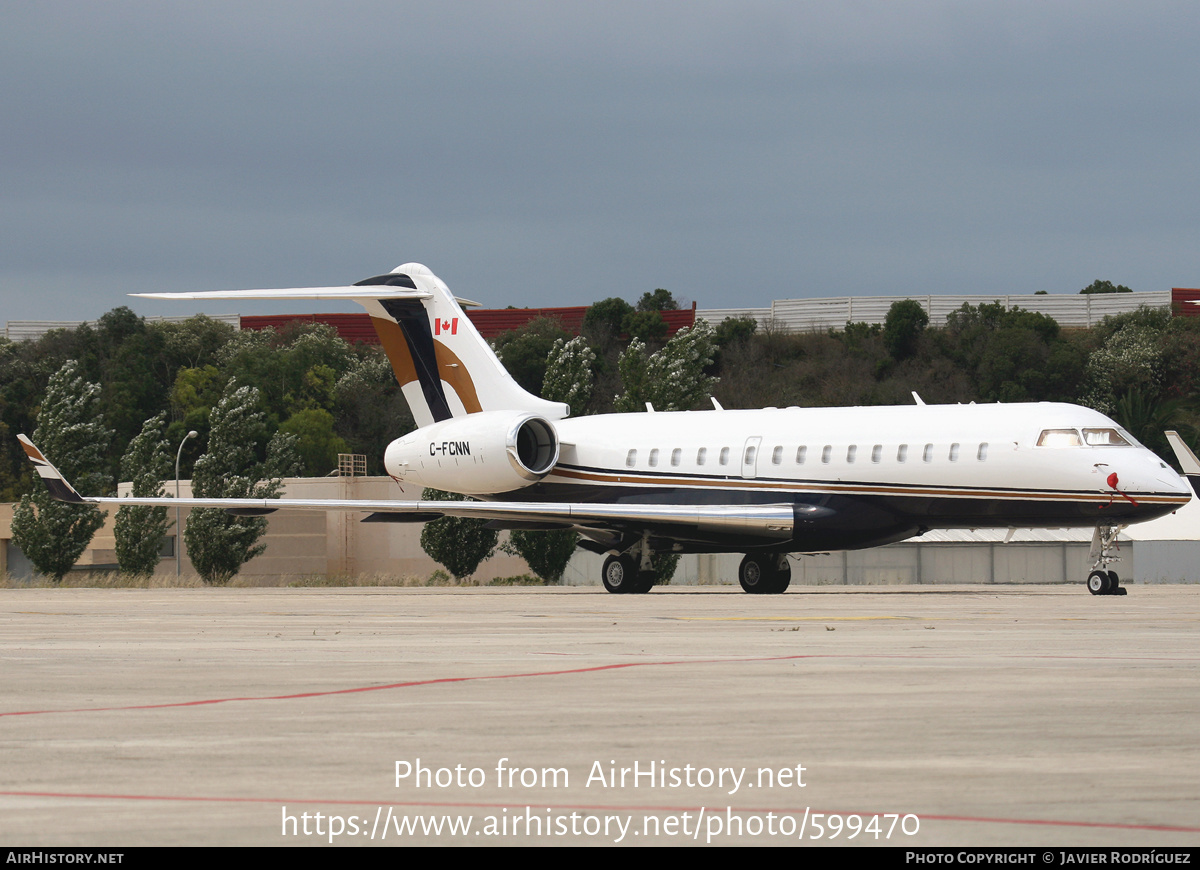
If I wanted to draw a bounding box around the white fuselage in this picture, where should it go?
[529,402,1190,530]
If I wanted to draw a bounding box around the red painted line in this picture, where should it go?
[1,790,1196,834]
[0,655,816,719]
[2,651,1195,719]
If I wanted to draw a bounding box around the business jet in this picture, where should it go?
[19,263,1196,595]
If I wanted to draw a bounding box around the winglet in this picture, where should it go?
[16,435,88,503]
[1165,431,1200,497]
[1165,431,1200,475]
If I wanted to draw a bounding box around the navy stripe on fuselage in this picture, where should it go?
[501,463,1184,527]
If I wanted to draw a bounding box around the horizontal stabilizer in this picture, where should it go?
[132,286,431,302]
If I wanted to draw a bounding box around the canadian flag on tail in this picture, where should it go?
[434,318,458,336]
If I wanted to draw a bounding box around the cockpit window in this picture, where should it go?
[1037,429,1083,447]
[1082,428,1131,447]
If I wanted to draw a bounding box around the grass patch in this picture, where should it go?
[487,574,546,586]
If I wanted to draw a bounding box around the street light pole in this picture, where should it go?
[175,430,198,576]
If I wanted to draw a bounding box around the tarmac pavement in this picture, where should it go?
[0,584,1197,847]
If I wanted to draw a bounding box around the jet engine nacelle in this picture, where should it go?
[383,411,560,495]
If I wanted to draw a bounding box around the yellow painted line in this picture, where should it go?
[674,615,914,621]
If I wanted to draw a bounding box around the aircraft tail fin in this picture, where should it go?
[133,263,569,429]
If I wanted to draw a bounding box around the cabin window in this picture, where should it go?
[744,445,757,466]
[671,448,682,467]
[771,446,783,465]
[719,447,730,466]
[796,446,807,464]
[897,444,908,462]
[922,443,933,462]
[626,449,637,467]
[977,442,988,460]
[949,442,960,461]
[1083,428,1131,447]
[871,444,882,463]
[846,445,857,463]
[697,447,707,465]
[648,448,659,467]
[821,445,832,464]
[1037,429,1082,447]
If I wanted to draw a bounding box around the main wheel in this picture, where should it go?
[739,554,769,593]
[1087,570,1112,595]
[602,554,637,594]
[629,570,657,594]
[771,559,791,594]
[1108,570,1127,595]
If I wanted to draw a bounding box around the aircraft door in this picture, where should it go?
[741,436,762,480]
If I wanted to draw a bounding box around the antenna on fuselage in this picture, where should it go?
[912,391,926,406]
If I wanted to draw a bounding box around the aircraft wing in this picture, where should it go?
[18,436,795,540]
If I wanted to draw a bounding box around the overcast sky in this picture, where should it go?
[3,1,1198,323]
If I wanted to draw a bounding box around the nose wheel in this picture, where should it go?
[1086,528,1127,595]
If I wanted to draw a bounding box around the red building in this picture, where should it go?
[1172,288,1200,317]
[241,304,698,343]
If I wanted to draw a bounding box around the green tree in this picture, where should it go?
[332,352,414,474]
[1080,279,1133,294]
[582,297,634,343]
[419,488,498,581]
[1111,387,1186,461]
[170,365,225,432]
[649,552,680,586]
[184,384,300,585]
[621,309,668,343]
[114,412,172,577]
[541,336,596,415]
[155,315,238,370]
[11,361,113,582]
[636,288,680,312]
[713,316,758,348]
[492,318,571,394]
[504,528,578,584]
[937,303,1082,403]
[279,407,349,476]
[883,300,929,361]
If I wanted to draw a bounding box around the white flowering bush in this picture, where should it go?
[541,336,596,415]
[615,321,718,413]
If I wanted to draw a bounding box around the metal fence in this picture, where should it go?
[698,291,1170,332]
[5,314,242,342]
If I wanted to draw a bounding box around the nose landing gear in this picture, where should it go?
[1087,526,1127,596]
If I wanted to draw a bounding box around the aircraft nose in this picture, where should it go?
[1104,454,1191,499]
[1163,470,1195,498]
[1140,463,1192,498]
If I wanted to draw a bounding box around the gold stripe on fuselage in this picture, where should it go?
[546,466,1190,506]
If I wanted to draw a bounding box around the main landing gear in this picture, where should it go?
[1086,526,1127,596]
[738,553,791,594]
[601,554,656,594]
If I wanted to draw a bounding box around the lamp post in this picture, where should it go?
[175,430,198,576]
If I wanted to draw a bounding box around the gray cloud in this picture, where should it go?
[2,1,1198,322]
